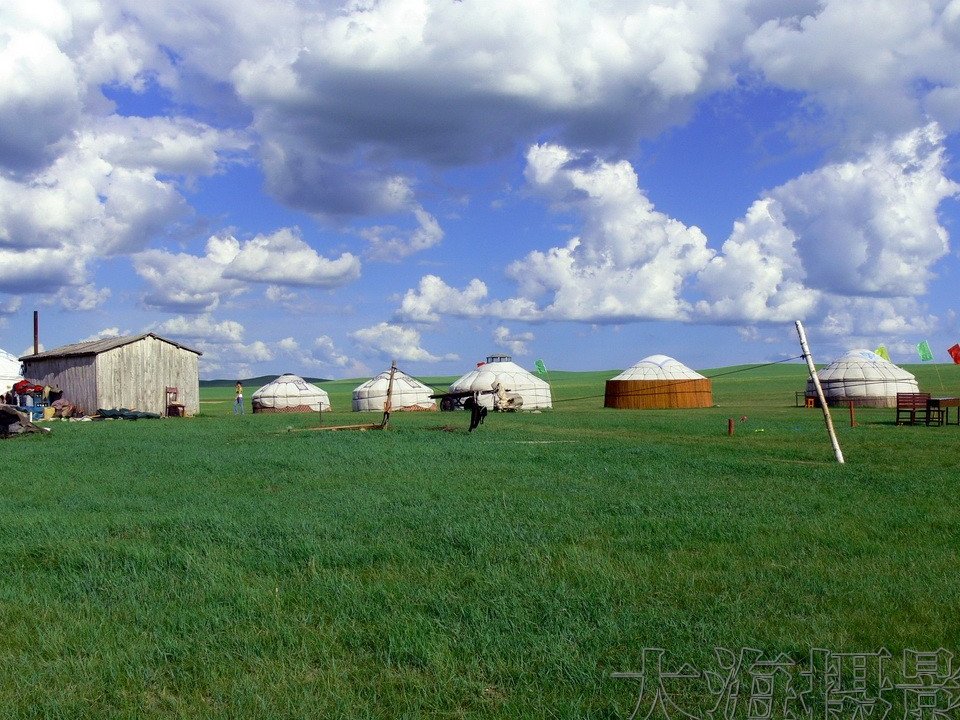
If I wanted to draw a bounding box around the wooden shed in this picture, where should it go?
[20,333,201,416]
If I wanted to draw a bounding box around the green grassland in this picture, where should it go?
[1,363,959,718]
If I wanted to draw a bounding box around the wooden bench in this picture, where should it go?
[895,392,942,426]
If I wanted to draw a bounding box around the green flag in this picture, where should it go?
[917,340,934,362]
[874,345,890,361]
[535,359,547,375]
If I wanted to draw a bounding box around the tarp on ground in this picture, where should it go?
[1,405,49,437]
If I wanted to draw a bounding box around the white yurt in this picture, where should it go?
[448,354,552,411]
[807,349,919,408]
[252,373,331,413]
[604,354,713,409]
[352,368,437,412]
[0,348,22,394]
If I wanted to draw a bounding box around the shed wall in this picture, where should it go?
[96,336,200,415]
[604,379,713,409]
[21,356,98,413]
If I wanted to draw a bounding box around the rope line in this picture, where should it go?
[403,354,943,406]
[552,355,809,404]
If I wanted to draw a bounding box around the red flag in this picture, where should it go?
[949,343,960,364]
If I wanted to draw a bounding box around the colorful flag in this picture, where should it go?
[535,359,547,375]
[949,343,960,365]
[917,340,934,362]
[874,345,890,361]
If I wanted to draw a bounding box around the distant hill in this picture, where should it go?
[200,375,331,388]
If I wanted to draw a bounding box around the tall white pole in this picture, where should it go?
[796,321,845,464]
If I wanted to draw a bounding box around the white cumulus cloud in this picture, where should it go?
[399,126,958,344]
[134,235,249,314]
[398,144,714,324]
[746,0,960,139]
[222,227,361,287]
[153,315,246,343]
[697,124,959,323]
[350,322,457,363]
[135,228,360,313]
[0,117,247,298]
[493,326,534,356]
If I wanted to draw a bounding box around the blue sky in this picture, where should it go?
[2,0,960,379]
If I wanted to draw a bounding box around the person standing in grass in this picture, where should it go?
[234,381,244,415]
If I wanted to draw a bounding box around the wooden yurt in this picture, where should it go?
[604,354,712,409]
[20,333,201,416]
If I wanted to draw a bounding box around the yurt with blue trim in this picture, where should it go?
[252,373,331,413]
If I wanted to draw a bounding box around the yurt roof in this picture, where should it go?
[816,349,916,382]
[451,359,550,391]
[611,354,706,381]
[353,368,433,395]
[252,373,330,409]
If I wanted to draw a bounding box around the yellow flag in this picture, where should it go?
[874,345,890,361]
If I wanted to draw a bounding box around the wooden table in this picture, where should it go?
[929,397,960,425]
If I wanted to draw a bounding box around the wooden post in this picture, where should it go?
[728,418,735,436]
[381,360,397,428]
[848,400,857,428]
[795,321,844,464]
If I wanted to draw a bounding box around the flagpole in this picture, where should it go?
[917,340,943,391]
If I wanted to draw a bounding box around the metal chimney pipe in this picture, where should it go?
[33,310,38,355]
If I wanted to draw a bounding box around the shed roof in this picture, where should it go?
[20,333,202,361]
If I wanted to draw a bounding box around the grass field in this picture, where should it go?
[2,363,959,718]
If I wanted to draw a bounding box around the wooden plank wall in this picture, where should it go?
[21,356,98,414]
[603,379,713,409]
[96,337,200,415]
